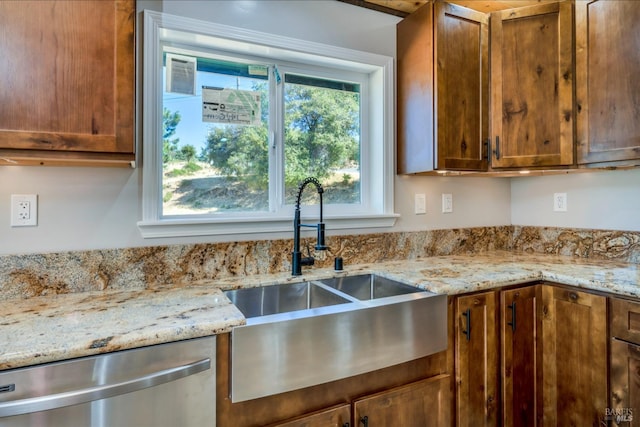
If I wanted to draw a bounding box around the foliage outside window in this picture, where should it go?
[162,54,362,216]
[140,11,396,238]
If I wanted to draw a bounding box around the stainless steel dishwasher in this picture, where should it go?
[0,336,216,427]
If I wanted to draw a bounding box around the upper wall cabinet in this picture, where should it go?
[0,0,135,167]
[575,0,640,167]
[397,1,489,174]
[489,2,574,169]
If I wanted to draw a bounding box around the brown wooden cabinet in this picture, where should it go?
[268,404,351,427]
[270,375,450,427]
[489,2,574,169]
[575,0,640,167]
[0,0,135,167]
[353,375,451,427]
[539,285,607,426]
[397,1,489,173]
[455,284,608,427]
[609,297,640,427]
[455,291,499,427]
[501,285,541,427]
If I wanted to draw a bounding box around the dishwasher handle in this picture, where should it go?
[0,358,211,418]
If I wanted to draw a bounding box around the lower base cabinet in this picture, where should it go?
[270,375,451,427]
[609,297,640,427]
[353,375,451,427]
[540,285,607,426]
[455,283,608,427]
[268,404,351,427]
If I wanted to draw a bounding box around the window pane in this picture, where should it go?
[284,74,361,206]
[162,53,270,215]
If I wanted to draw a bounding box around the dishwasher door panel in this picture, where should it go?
[0,336,216,427]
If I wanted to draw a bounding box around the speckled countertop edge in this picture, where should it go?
[0,251,637,371]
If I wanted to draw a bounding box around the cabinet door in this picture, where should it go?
[455,292,499,427]
[269,404,351,427]
[397,2,488,174]
[353,375,451,427]
[434,2,489,171]
[0,0,135,165]
[575,0,640,166]
[490,2,574,168]
[610,339,640,427]
[540,285,607,426]
[397,3,435,174]
[501,286,541,427]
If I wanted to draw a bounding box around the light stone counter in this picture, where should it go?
[0,286,244,370]
[1,251,638,371]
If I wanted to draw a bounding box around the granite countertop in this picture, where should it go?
[1,251,638,371]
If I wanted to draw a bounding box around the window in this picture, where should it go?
[140,11,397,238]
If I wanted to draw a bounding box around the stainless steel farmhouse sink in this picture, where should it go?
[319,274,423,300]
[225,281,350,318]
[224,274,447,402]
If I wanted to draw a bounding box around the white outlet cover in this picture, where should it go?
[553,192,567,212]
[11,194,38,227]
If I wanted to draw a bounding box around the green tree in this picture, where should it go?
[163,108,182,163]
[178,144,197,164]
[200,124,269,189]
[199,80,359,191]
[284,84,359,186]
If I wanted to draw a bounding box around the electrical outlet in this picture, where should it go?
[414,193,426,215]
[553,192,567,212]
[11,194,38,227]
[442,193,453,213]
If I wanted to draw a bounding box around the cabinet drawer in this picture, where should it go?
[610,297,640,343]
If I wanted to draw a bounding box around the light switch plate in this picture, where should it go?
[442,193,453,213]
[414,193,426,215]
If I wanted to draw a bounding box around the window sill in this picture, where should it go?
[137,214,399,239]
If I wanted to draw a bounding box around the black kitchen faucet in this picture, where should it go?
[291,177,327,276]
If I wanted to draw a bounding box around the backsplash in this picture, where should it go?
[511,226,640,263]
[0,226,637,300]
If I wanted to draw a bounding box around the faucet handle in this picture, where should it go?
[301,244,315,267]
[315,222,327,251]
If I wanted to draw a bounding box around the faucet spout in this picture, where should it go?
[292,177,328,276]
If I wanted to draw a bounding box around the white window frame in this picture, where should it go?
[139,11,397,238]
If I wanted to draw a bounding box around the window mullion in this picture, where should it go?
[271,65,286,214]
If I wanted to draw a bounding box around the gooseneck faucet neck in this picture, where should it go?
[292,177,327,276]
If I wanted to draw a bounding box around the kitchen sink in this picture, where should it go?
[318,274,422,300]
[224,274,447,402]
[225,281,350,318]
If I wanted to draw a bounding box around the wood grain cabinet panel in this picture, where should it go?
[353,375,451,427]
[268,404,351,427]
[397,1,488,173]
[455,291,499,427]
[540,285,607,426]
[501,285,541,427]
[575,0,640,166]
[0,0,135,166]
[610,339,640,427]
[490,2,574,169]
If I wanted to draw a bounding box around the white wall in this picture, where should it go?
[0,0,511,256]
[1,1,634,256]
[511,168,640,232]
